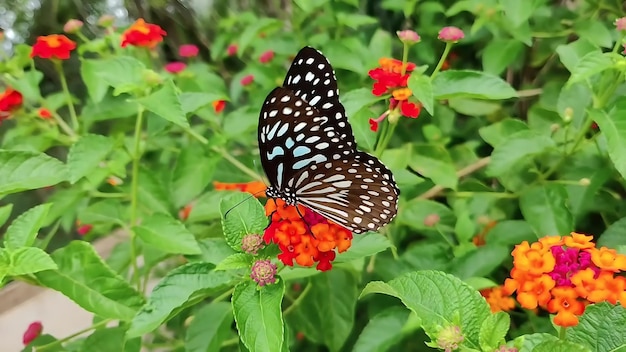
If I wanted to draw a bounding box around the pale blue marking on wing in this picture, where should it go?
[293,145,311,157]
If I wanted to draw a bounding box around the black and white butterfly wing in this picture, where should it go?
[283,47,356,149]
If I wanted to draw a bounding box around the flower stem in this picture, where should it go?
[50,110,78,140]
[374,120,398,157]
[36,319,112,351]
[213,287,235,302]
[558,326,567,340]
[430,42,453,80]
[283,283,312,316]
[129,106,145,288]
[55,61,80,132]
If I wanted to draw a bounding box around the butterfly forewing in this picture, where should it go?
[291,157,399,234]
[258,87,351,191]
[284,47,356,149]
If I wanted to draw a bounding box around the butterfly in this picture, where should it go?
[258,46,399,234]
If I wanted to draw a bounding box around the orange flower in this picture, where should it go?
[591,247,626,272]
[480,286,516,313]
[547,287,585,327]
[392,88,412,101]
[571,268,602,301]
[121,19,167,48]
[37,108,52,119]
[564,232,594,249]
[513,245,555,276]
[30,34,76,60]
[0,87,23,120]
[517,274,555,309]
[212,100,226,113]
[213,181,266,197]
[263,198,353,271]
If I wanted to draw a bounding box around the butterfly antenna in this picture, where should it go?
[295,204,315,238]
[224,189,267,219]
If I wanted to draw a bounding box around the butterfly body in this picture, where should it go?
[258,47,399,234]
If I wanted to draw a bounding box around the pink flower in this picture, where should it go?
[240,74,254,86]
[63,19,83,34]
[438,26,465,42]
[616,17,626,31]
[77,224,93,236]
[396,30,420,44]
[165,62,187,74]
[23,321,43,345]
[227,44,238,56]
[259,50,275,63]
[179,44,199,57]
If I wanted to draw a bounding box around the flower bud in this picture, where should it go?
[579,178,591,186]
[240,74,254,86]
[250,259,277,286]
[165,62,186,74]
[259,50,275,64]
[563,107,573,123]
[615,17,626,31]
[424,214,440,227]
[242,234,264,255]
[227,44,238,56]
[438,26,465,43]
[396,30,421,44]
[179,44,199,58]
[22,321,43,345]
[435,325,464,351]
[63,19,84,34]
[97,14,115,27]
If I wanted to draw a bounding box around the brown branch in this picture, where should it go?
[417,157,491,200]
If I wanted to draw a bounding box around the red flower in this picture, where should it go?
[37,108,52,119]
[227,44,238,56]
[212,100,226,113]
[0,87,23,120]
[400,101,421,118]
[76,221,93,236]
[165,62,186,74]
[121,19,166,48]
[179,204,193,221]
[23,321,43,345]
[178,44,199,57]
[259,50,275,64]
[30,34,76,60]
[369,118,379,132]
[240,74,254,86]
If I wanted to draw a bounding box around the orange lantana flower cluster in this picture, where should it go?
[503,233,626,327]
[121,19,167,48]
[480,285,516,313]
[263,199,353,271]
[213,181,267,197]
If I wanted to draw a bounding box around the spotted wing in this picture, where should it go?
[283,46,356,149]
[258,87,352,191]
[291,156,399,234]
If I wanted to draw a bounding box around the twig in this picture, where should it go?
[417,157,491,199]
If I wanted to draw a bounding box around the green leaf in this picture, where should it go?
[219,193,267,252]
[187,191,223,222]
[82,327,128,352]
[408,73,435,115]
[557,83,592,127]
[520,184,574,237]
[180,92,227,114]
[533,340,591,352]
[4,71,43,102]
[233,280,285,351]
[288,269,358,351]
[336,13,378,29]
[238,18,283,54]
[566,303,626,351]
[133,213,201,255]
[368,29,392,59]
[598,217,626,249]
[0,150,68,195]
[485,220,537,245]
[350,108,378,152]
[185,302,234,352]
[335,232,392,263]
[590,105,626,180]
[409,144,457,189]
[215,253,251,271]
[360,270,491,349]
[450,245,510,279]
[9,247,57,275]
[136,80,188,128]
[397,199,455,232]
[0,203,13,228]
[479,311,510,351]
[79,200,125,226]
[171,146,218,207]
[353,307,412,352]
[568,51,614,85]
[574,19,613,48]
[67,134,115,184]
[479,118,529,148]
[556,38,599,73]
[482,39,525,75]
[127,263,235,337]
[80,59,111,103]
[432,70,517,100]
[80,56,145,92]
[486,130,555,177]
[36,241,144,321]
[498,0,536,26]
[137,168,172,215]
[4,203,52,250]
[511,333,559,351]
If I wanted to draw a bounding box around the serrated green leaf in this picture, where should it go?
[479,311,510,351]
[360,270,491,350]
[0,150,68,195]
[187,191,224,223]
[574,19,613,49]
[79,200,125,226]
[479,118,528,148]
[485,220,537,245]
[511,332,559,352]
[482,39,525,75]
[133,213,201,255]
[568,51,614,85]
[219,193,267,251]
[590,104,626,180]
[180,92,227,114]
[0,203,13,228]
[238,19,283,54]
[556,39,599,73]
[598,217,626,249]
[335,232,392,263]
[566,303,626,351]
[432,70,517,100]
[171,146,218,207]
[533,340,590,352]
[185,302,234,352]
[498,0,536,26]
[136,80,188,128]
[82,327,128,352]
[9,247,57,275]
[486,130,555,177]
[409,144,457,189]
[233,280,285,351]
[408,74,435,115]
[353,307,412,352]
[137,168,172,215]
[80,57,145,93]
[36,241,144,321]
[127,263,235,337]
[288,269,358,351]
[520,184,573,237]
[336,13,378,29]
[215,253,251,271]
[450,245,510,279]
[4,203,52,250]
[67,134,115,184]
[397,199,455,232]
